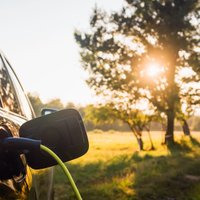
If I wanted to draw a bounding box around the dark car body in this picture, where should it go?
[0,51,53,199]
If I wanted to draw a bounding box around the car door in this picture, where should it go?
[0,52,54,200]
[0,52,33,199]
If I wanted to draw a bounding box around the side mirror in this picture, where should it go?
[41,108,57,116]
[19,109,89,169]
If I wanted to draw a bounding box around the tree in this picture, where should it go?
[28,94,65,116]
[65,102,76,109]
[28,93,44,117]
[84,103,155,150]
[44,98,64,110]
[75,0,200,145]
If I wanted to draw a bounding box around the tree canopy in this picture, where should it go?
[75,0,200,145]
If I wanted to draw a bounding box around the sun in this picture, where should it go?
[146,62,163,77]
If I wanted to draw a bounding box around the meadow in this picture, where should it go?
[53,130,200,200]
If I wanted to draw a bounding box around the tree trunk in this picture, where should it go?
[130,126,144,151]
[146,128,155,150]
[182,119,190,136]
[137,137,143,151]
[164,46,177,146]
[165,110,175,145]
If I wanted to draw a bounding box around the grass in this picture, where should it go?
[53,131,200,200]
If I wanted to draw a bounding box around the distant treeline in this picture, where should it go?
[28,93,200,132]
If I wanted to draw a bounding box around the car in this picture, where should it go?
[0,50,89,199]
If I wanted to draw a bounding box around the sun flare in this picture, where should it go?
[146,63,163,77]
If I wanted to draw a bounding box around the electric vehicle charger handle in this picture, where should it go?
[0,137,83,200]
[1,137,41,152]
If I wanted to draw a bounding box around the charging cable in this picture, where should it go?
[1,137,82,200]
[40,144,82,200]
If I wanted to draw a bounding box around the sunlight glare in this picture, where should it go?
[146,63,163,77]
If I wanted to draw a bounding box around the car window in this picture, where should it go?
[3,57,34,120]
[0,55,23,115]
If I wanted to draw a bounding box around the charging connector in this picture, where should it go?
[0,137,82,200]
[1,137,41,152]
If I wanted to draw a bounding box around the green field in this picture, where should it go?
[53,130,200,200]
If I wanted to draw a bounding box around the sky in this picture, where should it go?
[0,0,124,105]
